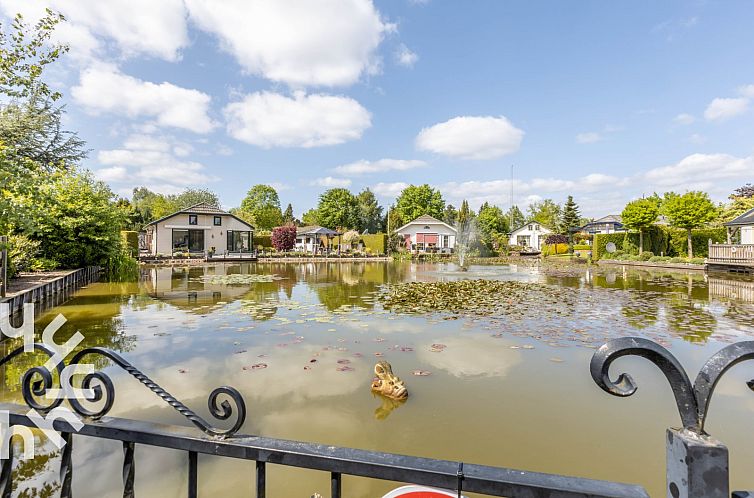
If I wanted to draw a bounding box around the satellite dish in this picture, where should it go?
[606,242,617,254]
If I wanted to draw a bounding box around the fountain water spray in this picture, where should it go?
[455,218,478,271]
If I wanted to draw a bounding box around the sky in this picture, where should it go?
[1,0,753,218]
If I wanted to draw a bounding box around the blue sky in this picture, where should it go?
[2,0,753,217]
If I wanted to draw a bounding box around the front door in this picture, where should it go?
[188,230,204,252]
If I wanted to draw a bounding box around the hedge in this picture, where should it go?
[120,231,138,257]
[542,243,569,256]
[593,233,626,260]
[254,235,272,249]
[594,226,727,260]
[361,233,387,255]
[667,227,725,257]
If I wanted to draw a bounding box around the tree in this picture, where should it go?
[506,205,525,230]
[527,199,561,230]
[271,225,296,252]
[395,184,444,221]
[559,196,581,234]
[662,191,717,258]
[174,188,220,210]
[317,188,359,229]
[476,204,509,249]
[356,188,383,233]
[283,203,295,224]
[0,10,68,101]
[733,184,754,198]
[240,184,283,230]
[621,198,659,255]
[457,200,472,226]
[301,208,319,226]
[443,204,458,226]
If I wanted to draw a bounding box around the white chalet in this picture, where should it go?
[509,222,552,251]
[395,215,457,253]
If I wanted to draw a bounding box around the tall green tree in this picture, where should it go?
[662,191,717,258]
[621,198,659,255]
[559,196,581,235]
[527,199,561,230]
[443,204,458,226]
[301,208,319,226]
[477,204,509,249]
[317,188,359,229]
[282,203,295,224]
[457,200,472,226]
[395,184,445,221]
[506,205,525,230]
[240,184,283,230]
[356,188,383,233]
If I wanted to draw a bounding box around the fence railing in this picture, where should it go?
[708,244,754,264]
[2,337,754,497]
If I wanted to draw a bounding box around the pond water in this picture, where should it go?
[3,261,754,497]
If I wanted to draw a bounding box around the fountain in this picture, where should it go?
[455,218,478,271]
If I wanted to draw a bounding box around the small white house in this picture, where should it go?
[395,215,457,253]
[725,207,754,244]
[509,222,552,251]
[143,203,254,256]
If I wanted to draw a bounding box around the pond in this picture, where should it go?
[3,261,754,497]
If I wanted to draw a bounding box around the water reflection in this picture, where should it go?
[3,262,754,497]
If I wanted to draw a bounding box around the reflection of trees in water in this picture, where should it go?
[301,263,389,311]
[665,295,716,343]
[621,298,659,329]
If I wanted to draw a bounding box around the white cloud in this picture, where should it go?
[71,64,216,133]
[97,134,217,193]
[94,166,128,182]
[739,84,754,98]
[332,158,426,176]
[575,132,601,144]
[0,0,188,61]
[673,113,696,125]
[704,97,749,121]
[310,177,352,188]
[415,115,524,160]
[688,133,706,144]
[372,182,409,198]
[185,0,392,87]
[223,91,371,148]
[395,44,418,68]
[643,153,754,189]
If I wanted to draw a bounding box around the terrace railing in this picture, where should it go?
[708,243,754,265]
[2,337,754,497]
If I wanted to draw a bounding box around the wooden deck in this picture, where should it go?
[707,244,754,273]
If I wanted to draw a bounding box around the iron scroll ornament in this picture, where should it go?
[590,337,754,434]
[1,344,247,438]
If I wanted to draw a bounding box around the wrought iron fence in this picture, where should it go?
[2,337,754,497]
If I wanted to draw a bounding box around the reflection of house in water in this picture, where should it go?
[708,276,754,303]
[145,266,249,311]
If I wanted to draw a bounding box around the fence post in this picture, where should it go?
[666,428,729,498]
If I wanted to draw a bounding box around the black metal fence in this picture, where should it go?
[1,337,754,497]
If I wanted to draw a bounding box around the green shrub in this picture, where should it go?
[254,235,272,249]
[593,233,626,260]
[689,257,705,265]
[361,233,387,254]
[669,257,685,263]
[120,231,139,257]
[627,255,641,261]
[573,244,591,250]
[639,251,654,261]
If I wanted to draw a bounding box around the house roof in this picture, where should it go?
[296,225,340,236]
[395,214,457,234]
[509,221,553,235]
[725,207,754,227]
[580,215,624,230]
[144,202,254,230]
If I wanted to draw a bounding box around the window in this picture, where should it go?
[528,224,533,231]
[227,230,252,252]
[189,215,198,225]
[172,230,189,251]
[214,216,222,226]
[443,235,449,247]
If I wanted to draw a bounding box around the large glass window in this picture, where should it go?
[227,231,252,252]
[172,230,189,252]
